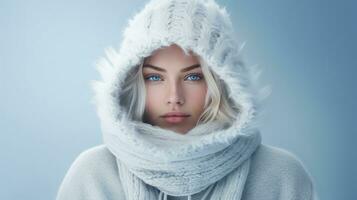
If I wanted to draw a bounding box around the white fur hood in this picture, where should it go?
[91,0,269,141]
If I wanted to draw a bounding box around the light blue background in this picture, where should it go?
[1,0,356,199]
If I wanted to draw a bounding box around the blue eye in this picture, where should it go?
[144,73,203,82]
[185,74,202,81]
[145,75,162,81]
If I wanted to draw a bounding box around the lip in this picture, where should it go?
[161,112,191,118]
[160,112,190,123]
[163,116,188,123]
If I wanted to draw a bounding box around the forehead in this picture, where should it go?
[143,44,200,70]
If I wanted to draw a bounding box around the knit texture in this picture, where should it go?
[89,0,270,199]
[56,144,319,200]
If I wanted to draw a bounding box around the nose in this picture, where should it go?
[167,81,185,105]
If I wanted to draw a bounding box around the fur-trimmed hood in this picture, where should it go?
[91,0,268,139]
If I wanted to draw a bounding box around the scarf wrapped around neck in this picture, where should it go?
[102,116,261,200]
[91,0,269,199]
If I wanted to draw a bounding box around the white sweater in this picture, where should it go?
[56,144,318,200]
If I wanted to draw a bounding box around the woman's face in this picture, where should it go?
[142,44,207,134]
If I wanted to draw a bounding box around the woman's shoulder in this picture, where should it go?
[63,144,118,178]
[56,145,124,200]
[243,144,317,200]
[73,144,117,169]
[66,144,122,183]
[250,144,311,173]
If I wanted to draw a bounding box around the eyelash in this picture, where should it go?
[144,73,203,82]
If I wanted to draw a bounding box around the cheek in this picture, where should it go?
[145,86,163,113]
[186,85,207,108]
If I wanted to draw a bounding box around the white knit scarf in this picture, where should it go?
[101,114,261,200]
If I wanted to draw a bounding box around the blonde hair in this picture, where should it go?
[119,53,240,127]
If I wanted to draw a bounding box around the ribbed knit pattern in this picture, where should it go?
[90,0,268,199]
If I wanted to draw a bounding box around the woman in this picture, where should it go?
[56,0,318,199]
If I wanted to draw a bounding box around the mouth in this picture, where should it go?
[162,116,190,123]
[160,112,191,123]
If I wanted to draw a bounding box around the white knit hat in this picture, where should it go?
[120,0,239,67]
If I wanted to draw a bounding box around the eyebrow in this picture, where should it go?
[143,64,201,73]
